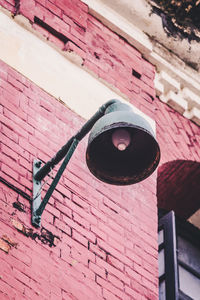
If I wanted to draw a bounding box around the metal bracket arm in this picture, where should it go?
[32,99,119,227]
[32,139,79,227]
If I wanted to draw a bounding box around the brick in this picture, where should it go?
[1,114,28,139]
[125,249,142,266]
[107,273,124,290]
[8,69,30,87]
[1,124,19,143]
[73,212,90,229]
[55,0,88,28]
[141,277,157,293]
[7,75,25,92]
[40,98,55,113]
[108,237,124,253]
[72,230,88,247]
[2,235,17,248]
[11,219,24,232]
[71,247,95,266]
[102,289,121,300]
[4,108,33,134]
[54,218,71,235]
[46,0,62,17]
[107,255,124,271]
[54,182,72,199]
[89,261,106,278]
[70,23,86,40]
[98,221,124,247]
[0,239,11,253]
[106,219,124,237]
[65,199,97,226]
[83,59,99,75]
[1,164,19,181]
[96,276,129,300]
[89,242,106,260]
[103,197,121,214]
[18,137,37,156]
[13,267,30,286]
[0,70,7,81]
[1,153,27,177]
[1,143,19,162]
[72,194,90,209]
[0,272,25,293]
[98,239,132,267]
[0,280,17,299]
[20,0,35,21]
[91,225,107,241]
[125,266,141,282]
[18,176,32,191]
[125,286,142,300]
[65,41,86,59]
[90,207,107,223]
[134,263,157,285]
[1,89,20,109]
[19,156,30,171]
[96,257,130,285]
[46,204,60,219]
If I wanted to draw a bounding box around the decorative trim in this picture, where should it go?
[0,9,155,132]
[82,0,200,126]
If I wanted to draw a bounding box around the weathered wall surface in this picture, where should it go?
[0,59,158,300]
[0,0,200,299]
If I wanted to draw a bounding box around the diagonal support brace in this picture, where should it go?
[32,99,119,227]
[32,138,79,227]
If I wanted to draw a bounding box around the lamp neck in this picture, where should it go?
[104,101,133,115]
[34,99,120,182]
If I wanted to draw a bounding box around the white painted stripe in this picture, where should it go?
[0,10,155,132]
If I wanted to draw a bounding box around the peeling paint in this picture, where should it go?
[149,0,200,42]
[12,219,60,247]
[13,201,26,212]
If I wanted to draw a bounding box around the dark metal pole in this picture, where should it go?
[37,139,78,216]
[34,99,118,182]
[32,138,79,227]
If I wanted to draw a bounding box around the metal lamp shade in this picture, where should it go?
[86,104,160,185]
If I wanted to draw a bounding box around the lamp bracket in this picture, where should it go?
[31,99,138,228]
[32,159,43,227]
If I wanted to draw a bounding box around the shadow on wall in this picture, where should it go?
[157,160,200,219]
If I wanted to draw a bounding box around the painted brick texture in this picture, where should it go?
[0,60,158,299]
[1,61,200,300]
[0,1,200,300]
[1,0,155,104]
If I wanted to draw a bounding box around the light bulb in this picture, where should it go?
[112,128,131,151]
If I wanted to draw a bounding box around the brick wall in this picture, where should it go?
[0,60,158,300]
[0,0,200,299]
[0,0,155,104]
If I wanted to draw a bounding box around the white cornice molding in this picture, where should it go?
[1,2,200,126]
[82,0,200,126]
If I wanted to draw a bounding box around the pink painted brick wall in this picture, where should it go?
[0,1,200,299]
[0,60,158,299]
[0,0,156,103]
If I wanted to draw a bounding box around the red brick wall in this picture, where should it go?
[0,60,158,300]
[0,1,200,299]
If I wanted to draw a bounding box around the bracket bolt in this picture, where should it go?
[35,161,42,168]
